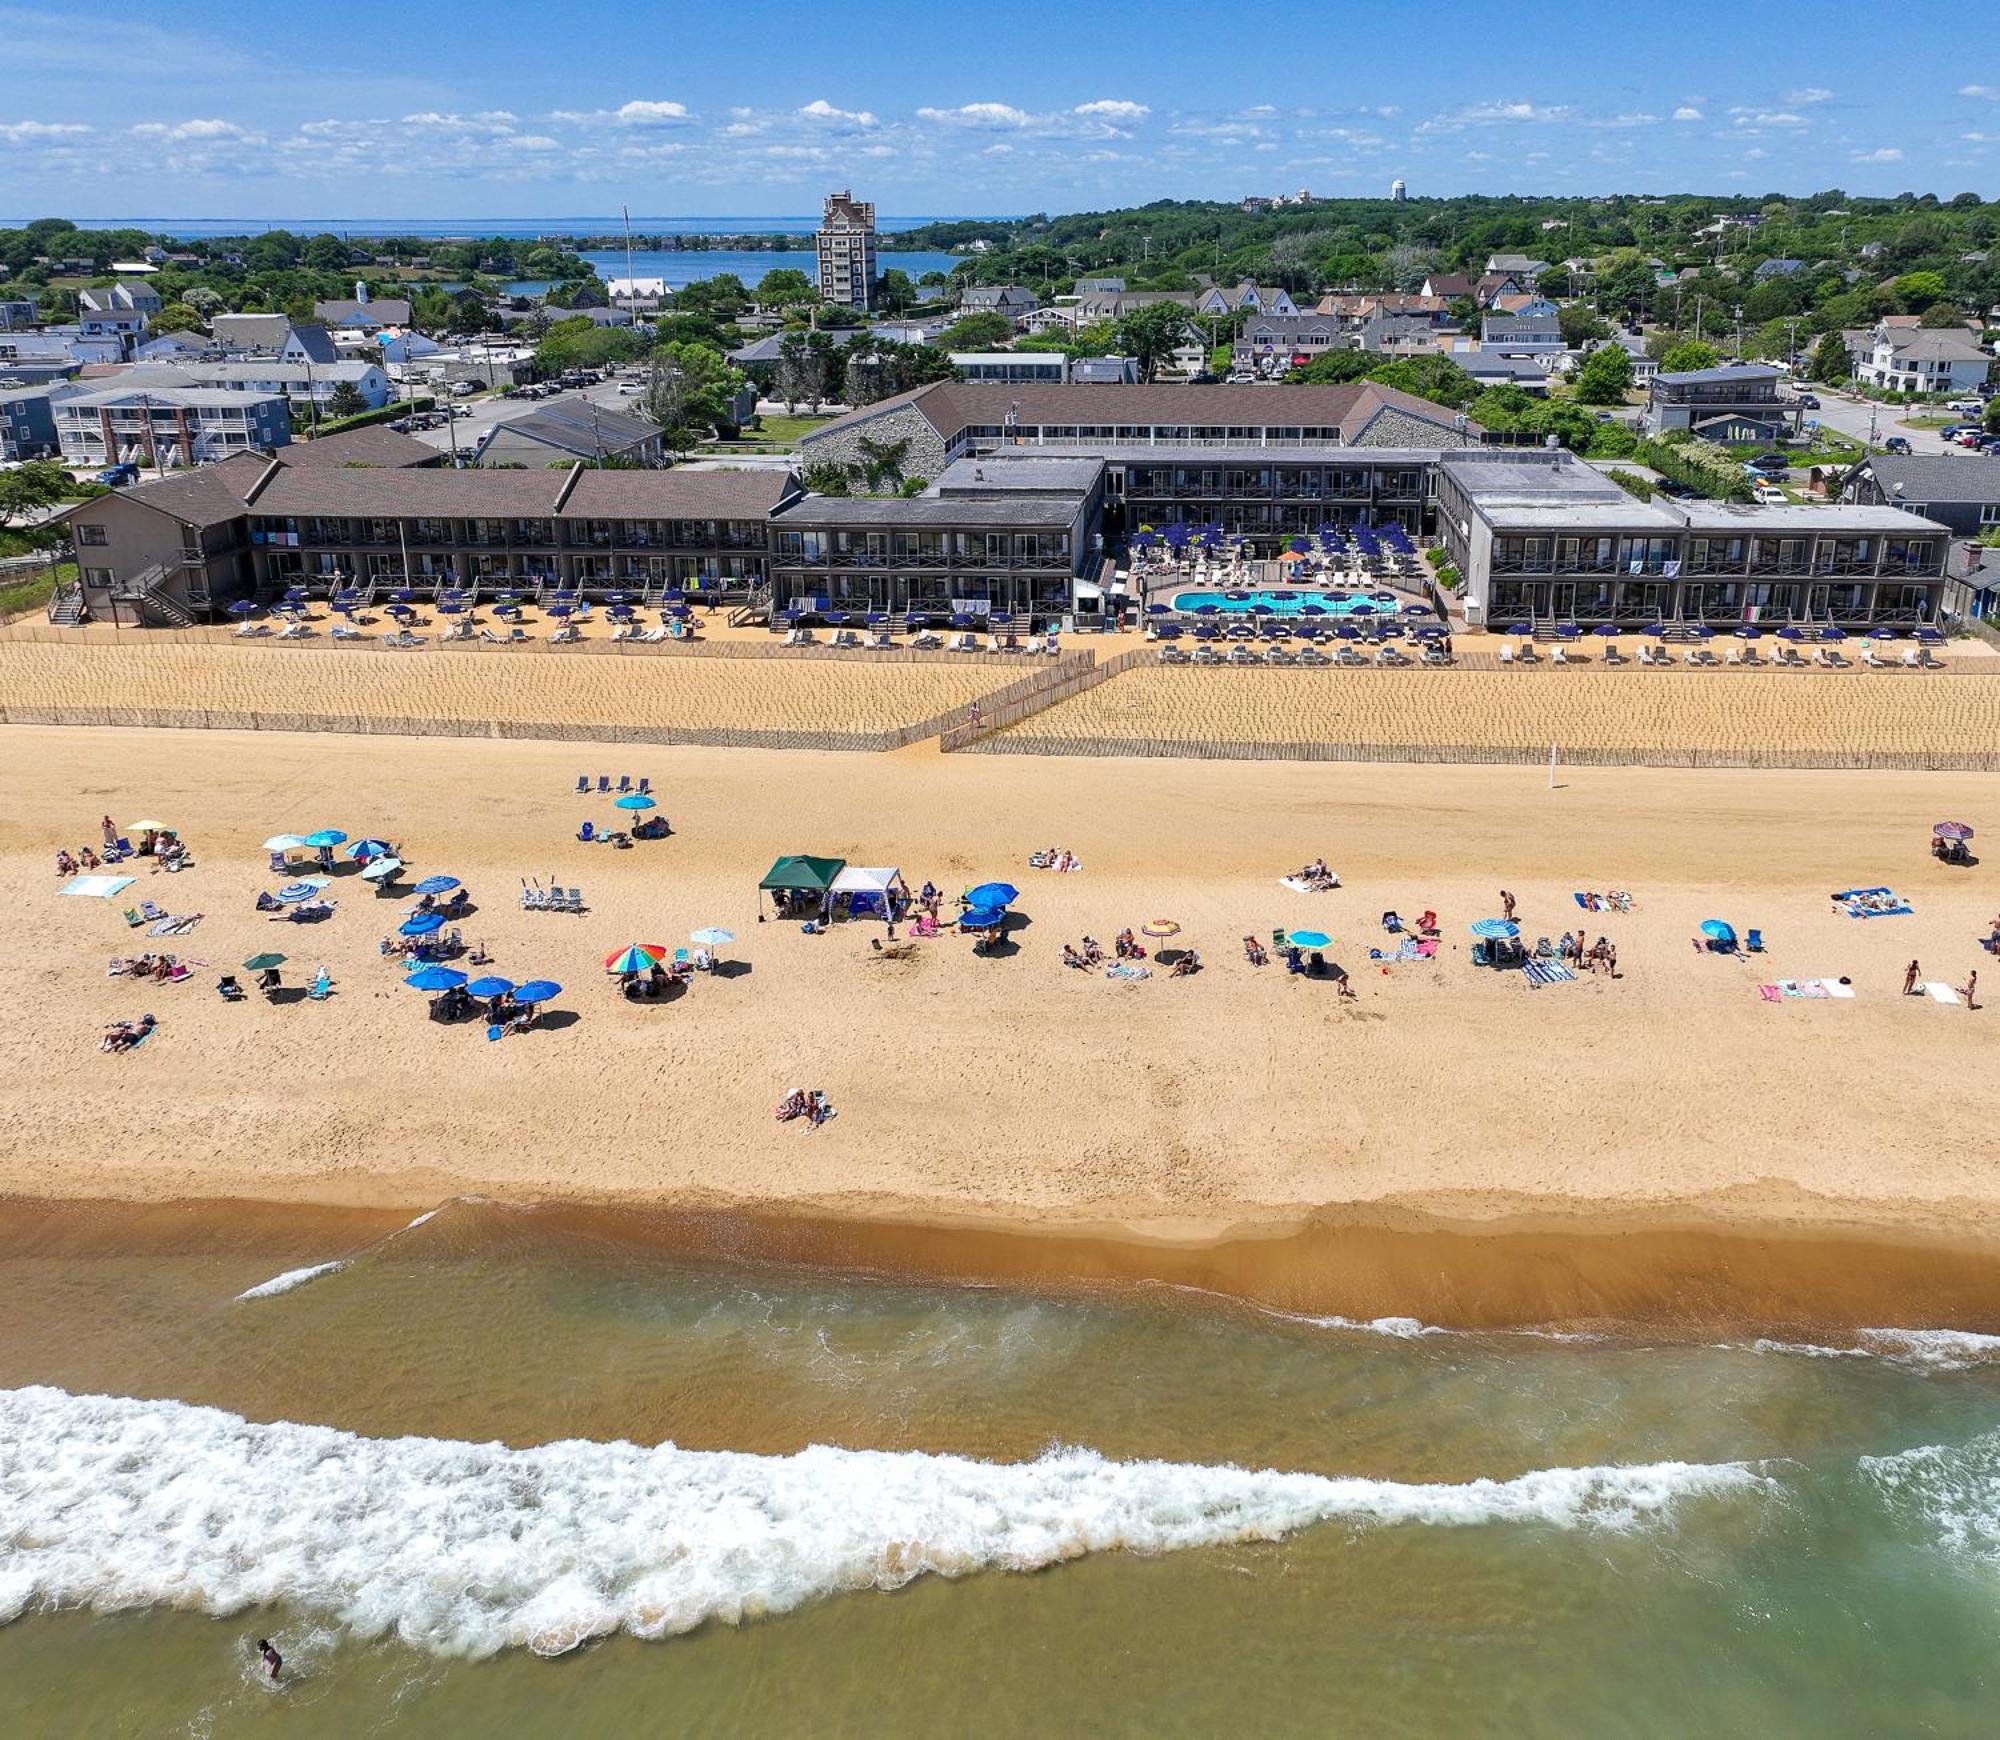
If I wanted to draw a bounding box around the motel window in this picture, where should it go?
[1982,505,2000,526]
[76,524,107,546]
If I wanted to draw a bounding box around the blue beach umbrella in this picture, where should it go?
[399,911,445,937]
[1287,929,1331,949]
[405,966,467,992]
[465,975,515,998]
[958,907,1007,929]
[614,793,656,811]
[1469,919,1519,940]
[1699,919,1736,945]
[227,599,259,615]
[512,979,563,1003]
[413,874,460,895]
[304,829,347,849]
[966,881,1018,909]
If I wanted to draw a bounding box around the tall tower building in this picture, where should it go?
[1390,178,1407,203]
[815,190,878,311]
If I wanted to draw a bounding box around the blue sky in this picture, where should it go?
[3,0,1993,217]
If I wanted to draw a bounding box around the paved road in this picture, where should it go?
[1804,388,1966,459]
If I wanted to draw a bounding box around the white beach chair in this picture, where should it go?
[1551,645,1569,665]
[1812,646,1836,667]
[331,623,363,641]
[1900,646,1922,668]
[1726,646,1744,665]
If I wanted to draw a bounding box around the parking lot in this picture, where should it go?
[404,374,650,460]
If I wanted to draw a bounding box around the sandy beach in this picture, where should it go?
[3,722,1995,1268]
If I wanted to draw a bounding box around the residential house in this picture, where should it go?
[0,298,37,331]
[1478,309,1563,353]
[869,317,951,346]
[209,317,341,364]
[1482,254,1548,285]
[1488,293,1557,319]
[1854,325,1993,396]
[1357,313,1444,356]
[0,386,58,459]
[1458,355,1553,395]
[1840,453,2000,539]
[0,329,79,387]
[1752,258,1807,282]
[1074,288,1198,323]
[474,402,665,467]
[195,359,392,412]
[1234,313,1345,369]
[1472,273,1523,308]
[1072,277,1125,297]
[78,280,163,315]
[53,386,291,468]
[1612,335,1658,388]
[1018,305,1078,335]
[1195,281,1298,317]
[958,285,1041,325]
[71,308,149,361]
[1641,363,1801,442]
[1422,274,1474,300]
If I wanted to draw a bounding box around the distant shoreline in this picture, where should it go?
[4,216,1012,245]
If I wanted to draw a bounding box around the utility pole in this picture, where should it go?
[1694,294,1704,343]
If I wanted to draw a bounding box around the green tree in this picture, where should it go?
[1658,339,1722,375]
[941,310,1016,349]
[0,458,69,525]
[150,302,206,334]
[1892,271,1949,313]
[182,285,225,316]
[638,341,746,452]
[1557,304,1611,349]
[326,381,367,419]
[302,233,350,271]
[876,268,915,314]
[1985,399,2000,435]
[801,460,851,496]
[1568,350,1632,412]
[1808,331,1853,385]
[1918,302,1965,328]
[756,267,817,308]
[1365,354,1479,409]
[1112,301,1194,381]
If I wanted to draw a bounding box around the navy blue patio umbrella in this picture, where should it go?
[227,599,259,615]
[405,966,467,992]
[399,911,445,937]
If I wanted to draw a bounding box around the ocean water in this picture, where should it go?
[22,217,988,239]
[3,1200,2000,1736]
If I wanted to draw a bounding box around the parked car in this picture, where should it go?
[95,463,138,486]
[616,382,642,395]
[1656,481,1699,500]
[1745,453,1790,476]
[1957,429,1986,447]
[1796,394,1819,410]
[1882,436,1913,455]
[1752,482,1787,504]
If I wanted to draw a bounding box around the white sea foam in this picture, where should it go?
[1856,1328,2000,1371]
[1860,1431,2000,1566]
[0,1387,1766,1659]
[234,1261,346,1301]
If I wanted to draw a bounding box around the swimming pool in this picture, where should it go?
[1170,588,1406,617]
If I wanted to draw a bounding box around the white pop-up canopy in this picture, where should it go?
[829,865,903,923]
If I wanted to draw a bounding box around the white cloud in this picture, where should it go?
[1423,100,1571,129]
[1958,84,2000,99]
[1073,99,1150,123]
[797,99,878,127]
[983,142,1014,156]
[1851,146,1903,163]
[614,99,690,126]
[131,117,257,142]
[1964,131,1997,143]
[0,119,89,142]
[1672,106,1704,122]
[1785,87,1835,105]
[916,101,1032,128]
[1730,108,1806,126]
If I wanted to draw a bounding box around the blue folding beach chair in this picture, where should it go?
[1746,929,1765,953]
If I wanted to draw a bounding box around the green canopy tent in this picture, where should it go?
[759,854,847,921]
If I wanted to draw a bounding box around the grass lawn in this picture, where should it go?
[741,414,834,445]
[1899,414,1957,430]
[0,559,72,618]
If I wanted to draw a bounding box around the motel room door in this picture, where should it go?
[1552,582,1576,621]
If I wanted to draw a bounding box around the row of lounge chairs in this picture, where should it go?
[520,880,585,913]
[575,774,652,794]
[1160,642,1449,668]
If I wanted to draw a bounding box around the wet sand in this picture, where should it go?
[4,723,1998,1329]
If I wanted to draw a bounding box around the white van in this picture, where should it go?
[1949,398,1986,418]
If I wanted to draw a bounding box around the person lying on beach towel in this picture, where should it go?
[99,1013,155,1053]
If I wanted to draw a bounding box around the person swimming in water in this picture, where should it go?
[254,1638,282,1681]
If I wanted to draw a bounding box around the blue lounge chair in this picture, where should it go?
[575,775,589,793]
[596,776,611,793]
[617,775,632,793]
[1746,929,1765,952]
[637,776,651,795]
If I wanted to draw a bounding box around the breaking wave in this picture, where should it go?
[0,1388,1765,1659]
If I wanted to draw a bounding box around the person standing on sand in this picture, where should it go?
[1964,969,1979,1011]
[1904,960,1921,997]
[1500,890,1516,923]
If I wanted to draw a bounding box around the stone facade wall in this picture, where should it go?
[1348,406,1476,449]
[797,404,950,486]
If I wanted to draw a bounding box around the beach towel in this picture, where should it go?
[1923,982,1962,1005]
[1758,985,1782,1002]
[1573,892,1604,911]
[1834,887,1913,919]
[1104,962,1151,981]
[1520,959,1576,987]
[58,874,136,899]
[1279,875,1339,894]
